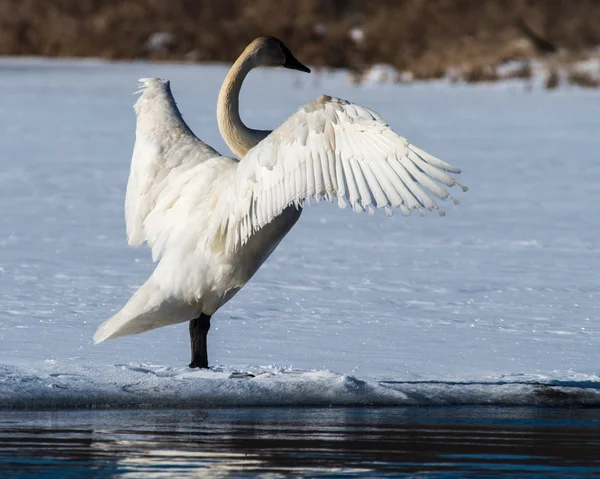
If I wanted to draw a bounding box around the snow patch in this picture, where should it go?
[1,363,599,409]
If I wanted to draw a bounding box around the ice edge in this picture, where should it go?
[1,363,599,410]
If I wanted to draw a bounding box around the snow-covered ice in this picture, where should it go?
[0,59,599,408]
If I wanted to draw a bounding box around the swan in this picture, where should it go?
[93,37,467,368]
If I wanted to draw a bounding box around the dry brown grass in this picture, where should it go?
[567,70,600,88]
[0,0,599,80]
[545,69,561,89]
[463,65,500,83]
[510,62,533,80]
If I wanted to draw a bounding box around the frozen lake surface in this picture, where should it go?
[0,59,599,407]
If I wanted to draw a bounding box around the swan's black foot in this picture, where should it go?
[188,360,209,369]
[189,313,211,369]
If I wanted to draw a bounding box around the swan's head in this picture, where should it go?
[249,37,311,73]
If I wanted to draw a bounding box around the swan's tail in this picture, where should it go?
[93,277,200,344]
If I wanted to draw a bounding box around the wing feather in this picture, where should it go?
[341,154,361,209]
[125,78,231,259]
[225,95,466,250]
[386,159,422,210]
[406,149,458,187]
[403,155,452,200]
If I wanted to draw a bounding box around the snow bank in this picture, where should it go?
[2,363,599,410]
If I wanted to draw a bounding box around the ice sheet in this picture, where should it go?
[0,59,599,407]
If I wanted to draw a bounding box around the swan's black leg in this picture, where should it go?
[189,313,211,368]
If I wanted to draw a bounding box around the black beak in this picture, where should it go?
[281,45,311,73]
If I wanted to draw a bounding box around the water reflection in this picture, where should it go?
[1,407,600,478]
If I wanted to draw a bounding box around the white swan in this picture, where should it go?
[94,37,467,368]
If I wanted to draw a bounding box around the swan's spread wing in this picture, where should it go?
[126,78,224,249]
[226,95,467,250]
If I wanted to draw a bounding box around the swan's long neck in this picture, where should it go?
[217,50,264,158]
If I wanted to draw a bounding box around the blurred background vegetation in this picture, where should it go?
[0,0,599,86]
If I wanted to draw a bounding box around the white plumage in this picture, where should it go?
[93,38,466,366]
[225,94,467,251]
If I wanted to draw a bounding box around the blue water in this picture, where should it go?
[1,407,600,478]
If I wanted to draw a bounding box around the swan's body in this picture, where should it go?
[94,37,467,367]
